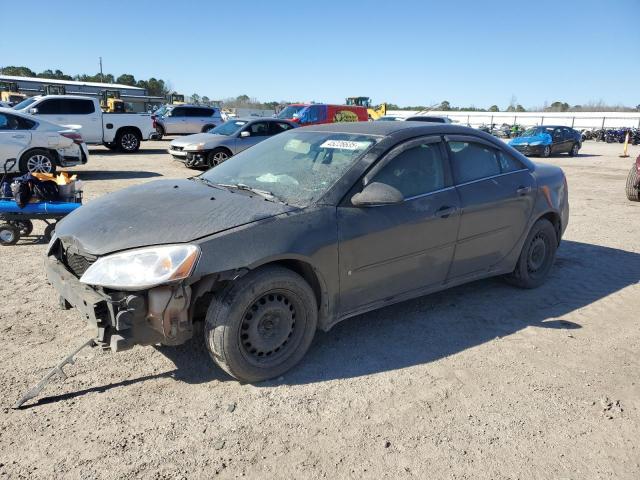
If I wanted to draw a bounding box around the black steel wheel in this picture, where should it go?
[568,143,580,156]
[205,265,317,382]
[12,220,33,236]
[505,218,557,289]
[0,223,20,246]
[43,223,56,242]
[541,145,551,158]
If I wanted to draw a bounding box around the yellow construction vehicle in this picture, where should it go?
[168,93,185,105]
[345,96,386,120]
[0,81,26,105]
[43,85,66,95]
[100,90,125,113]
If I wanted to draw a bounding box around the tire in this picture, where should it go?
[626,165,640,201]
[12,220,33,236]
[541,145,550,158]
[201,124,215,133]
[568,143,580,156]
[204,265,318,383]
[19,149,57,174]
[0,223,20,246]
[505,218,557,289]
[155,124,165,139]
[43,223,56,242]
[116,130,141,153]
[207,148,231,168]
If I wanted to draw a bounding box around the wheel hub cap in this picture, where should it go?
[241,293,296,359]
[122,133,138,150]
[26,154,53,173]
[528,236,547,272]
[0,230,15,242]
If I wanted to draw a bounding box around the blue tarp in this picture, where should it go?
[0,199,81,215]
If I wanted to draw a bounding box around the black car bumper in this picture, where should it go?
[512,144,546,156]
[45,255,166,351]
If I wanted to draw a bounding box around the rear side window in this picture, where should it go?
[448,141,501,184]
[187,108,213,117]
[373,142,448,198]
[0,113,35,130]
[60,99,95,114]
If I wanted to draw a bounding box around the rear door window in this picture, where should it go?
[248,121,271,136]
[448,141,501,184]
[270,122,294,134]
[60,99,95,114]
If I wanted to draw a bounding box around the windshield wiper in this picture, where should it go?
[190,176,227,191]
[216,183,287,204]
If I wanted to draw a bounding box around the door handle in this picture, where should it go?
[436,206,458,218]
[12,134,25,139]
[516,186,532,196]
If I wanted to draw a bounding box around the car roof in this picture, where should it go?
[300,121,473,136]
[173,104,215,109]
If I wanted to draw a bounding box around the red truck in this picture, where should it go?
[276,103,368,126]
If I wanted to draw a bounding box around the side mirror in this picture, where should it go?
[351,182,404,207]
[240,131,250,138]
[29,107,39,115]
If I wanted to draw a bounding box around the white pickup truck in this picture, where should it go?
[13,95,157,152]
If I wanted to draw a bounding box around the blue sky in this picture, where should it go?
[3,0,638,108]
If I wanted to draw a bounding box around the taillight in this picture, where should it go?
[152,119,157,129]
[61,132,83,144]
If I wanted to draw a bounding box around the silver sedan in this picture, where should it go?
[168,118,297,169]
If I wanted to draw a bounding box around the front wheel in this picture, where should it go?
[505,218,557,289]
[207,148,230,168]
[116,131,141,152]
[541,145,551,158]
[568,143,580,156]
[626,165,640,201]
[204,266,318,382]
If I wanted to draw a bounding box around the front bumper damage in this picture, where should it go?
[45,254,194,352]
[56,143,89,167]
[169,148,209,167]
[511,144,546,156]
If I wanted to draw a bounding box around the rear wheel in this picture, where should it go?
[207,148,231,168]
[19,149,57,174]
[116,130,141,152]
[505,218,557,289]
[155,124,165,139]
[0,223,20,246]
[204,266,318,382]
[12,220,33,236]
[626,165,640,201]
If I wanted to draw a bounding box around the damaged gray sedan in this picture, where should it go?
[46,122,569,383]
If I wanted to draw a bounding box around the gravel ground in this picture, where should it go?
[1,139,638,479]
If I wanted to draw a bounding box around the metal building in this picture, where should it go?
[0,74,165,112]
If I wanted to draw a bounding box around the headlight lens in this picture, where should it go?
[530,141,543,146]
[80,244,200,290]
[185,142,206,151]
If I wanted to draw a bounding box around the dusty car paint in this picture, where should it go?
[47,122,569,352]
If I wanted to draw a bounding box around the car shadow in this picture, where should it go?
[25,239,640,406]
[69,170,163,180]
[88,148,169,155]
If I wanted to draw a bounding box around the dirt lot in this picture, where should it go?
[1,139,639,479]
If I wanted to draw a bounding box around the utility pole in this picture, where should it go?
[99,57,103,83]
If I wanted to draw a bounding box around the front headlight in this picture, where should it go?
[530,141,543,146]
[80,244,200,290]
[185,142,206,151]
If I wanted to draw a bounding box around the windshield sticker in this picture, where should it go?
[320,140,370,150]
[284,138,311,154]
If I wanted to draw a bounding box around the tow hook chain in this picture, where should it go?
[13,339,97,409]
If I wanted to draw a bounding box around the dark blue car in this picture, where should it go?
[510,126,581,157]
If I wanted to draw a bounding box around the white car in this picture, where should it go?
[0,107,88,174]
[13,95,156,152]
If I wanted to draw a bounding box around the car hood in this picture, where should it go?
[510,133,552,145]
[54,179,297,256]
[170,133,228,148]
